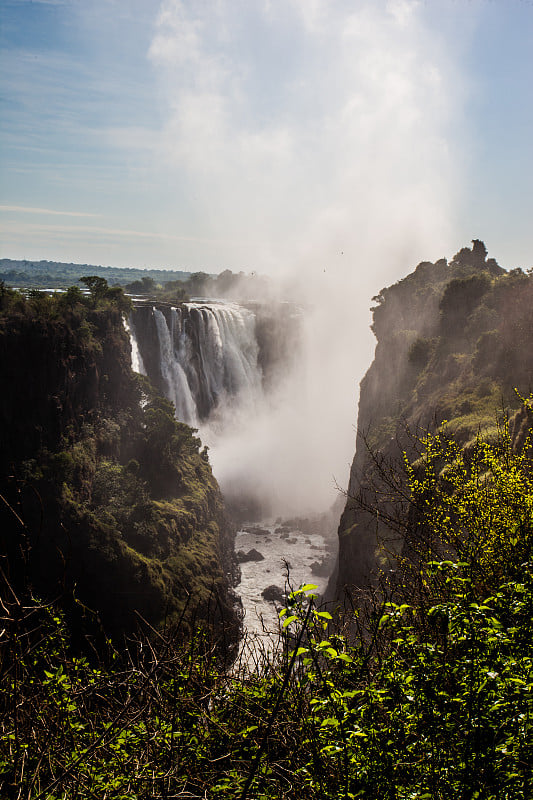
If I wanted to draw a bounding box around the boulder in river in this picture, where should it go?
[310,559,331,577]
[243,526,270,536]
[261,585,285,604]
[237,548,265,563]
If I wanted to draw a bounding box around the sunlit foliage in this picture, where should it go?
[1,408,532,798]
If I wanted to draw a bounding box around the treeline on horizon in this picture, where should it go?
[0,257,191,288]
[0,258,270,301]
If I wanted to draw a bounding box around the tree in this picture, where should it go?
[79,276,131,312]
[79,275,110,302]
[124,276,156,294]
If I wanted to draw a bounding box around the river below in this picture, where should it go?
[234,519,336,659]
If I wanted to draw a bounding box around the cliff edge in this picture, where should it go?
[0,282,239,643]
[333,240,533,596]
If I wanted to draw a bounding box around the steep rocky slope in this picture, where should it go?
[0,283,239,643]
[333,241,533,595]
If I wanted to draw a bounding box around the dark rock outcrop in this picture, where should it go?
[261,584,285,604]
[237,548,265,563]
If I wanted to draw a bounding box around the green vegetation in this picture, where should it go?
[2,244,533,797]
[0,258,271,302]
[0,258,191,290]
[1,409,532,798]
[0,281,238,642]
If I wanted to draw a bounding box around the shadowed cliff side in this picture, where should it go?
[331,241,533,598]
[0,282,239,645]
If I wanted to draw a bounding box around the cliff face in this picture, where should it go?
[0,306,134,469]
[334,241,533,595]
[0,286,239,643]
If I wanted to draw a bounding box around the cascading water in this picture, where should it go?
[152,307,198,424]
[128,301,263,428]
[123,316,146,375]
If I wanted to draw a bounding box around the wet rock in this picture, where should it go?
[275,526,291,535]
[242,526,270,536]
[262,585,285,604]
[236,548,265,563]
[310,559,331,577]
[286,537,298,544]
[280,532,290,539]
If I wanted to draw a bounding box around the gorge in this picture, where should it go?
[2,245,533,797]
[3,240,533,640]
[127,298,337,633]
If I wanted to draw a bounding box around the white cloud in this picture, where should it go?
[0,205,101,218]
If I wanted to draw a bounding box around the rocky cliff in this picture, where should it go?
[333,241,533,596]
[0,283,239,644]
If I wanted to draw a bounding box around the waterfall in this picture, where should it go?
[153,308,198,424]
[124,315,146,375]
[128,301,263,427]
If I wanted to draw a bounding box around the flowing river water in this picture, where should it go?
[234,520,336,659]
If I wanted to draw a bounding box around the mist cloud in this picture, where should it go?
[148,0,464,516]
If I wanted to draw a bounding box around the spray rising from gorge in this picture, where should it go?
[132,0,465,521]
[128,298,313,518]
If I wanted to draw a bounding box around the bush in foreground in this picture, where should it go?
[1,410,532,798]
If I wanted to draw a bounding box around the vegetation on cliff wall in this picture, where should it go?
[336,241,533,591]
[0,281,238,642]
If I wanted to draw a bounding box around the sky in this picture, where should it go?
[1,0,532,283]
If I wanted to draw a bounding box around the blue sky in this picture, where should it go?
[1,0,532,285]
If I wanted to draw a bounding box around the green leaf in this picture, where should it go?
[282,615,298,628]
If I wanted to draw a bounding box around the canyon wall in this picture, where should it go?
[333,241,533,596]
